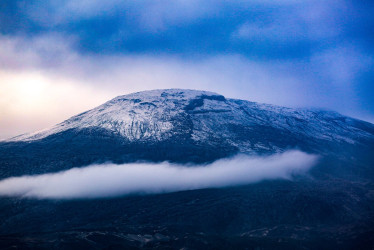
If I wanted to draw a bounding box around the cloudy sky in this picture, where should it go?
[1,0,373,139]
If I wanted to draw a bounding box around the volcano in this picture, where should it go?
[0,89,373,249]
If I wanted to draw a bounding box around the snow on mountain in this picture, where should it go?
[6,89,374,150]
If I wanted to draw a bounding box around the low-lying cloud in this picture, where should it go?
[0,151,317,199]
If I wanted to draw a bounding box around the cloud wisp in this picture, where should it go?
[0,151,317,199]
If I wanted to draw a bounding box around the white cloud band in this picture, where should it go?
[0,150,317,199]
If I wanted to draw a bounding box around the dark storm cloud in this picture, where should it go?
[1,0,373,59]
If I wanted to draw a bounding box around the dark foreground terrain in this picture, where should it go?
[1,178,374,250]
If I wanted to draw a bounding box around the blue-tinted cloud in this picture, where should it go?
[2,0,373,58]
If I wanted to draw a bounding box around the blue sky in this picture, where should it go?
[0,0,373,138]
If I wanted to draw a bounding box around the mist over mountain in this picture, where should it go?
[0,89,374,249]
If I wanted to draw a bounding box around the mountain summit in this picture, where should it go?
[9,89,224,142]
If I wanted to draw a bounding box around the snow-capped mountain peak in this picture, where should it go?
[6,89,374,155]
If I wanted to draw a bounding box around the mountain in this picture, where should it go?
[1,89,374,249]
[1,89,374,178]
